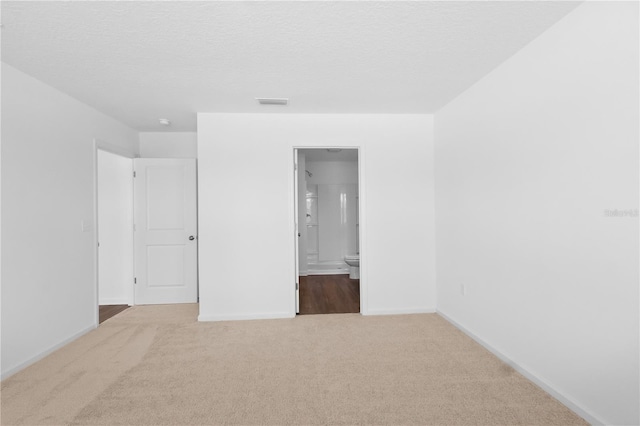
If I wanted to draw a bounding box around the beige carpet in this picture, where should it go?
[1,304,586,425]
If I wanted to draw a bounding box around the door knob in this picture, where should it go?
[189,236,195,241]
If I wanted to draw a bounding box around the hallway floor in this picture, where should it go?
[299,274,359,314]
[99,305,130,324]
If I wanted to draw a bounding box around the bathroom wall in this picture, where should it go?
[306,160,358,185]
[318,184,357,262]
[296,151,308,276]
[305,159,358,270]
[197,113,436,320]
[434,2,638,424]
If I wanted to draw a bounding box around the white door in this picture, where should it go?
[134,159,197,305]
[98,149,133,305]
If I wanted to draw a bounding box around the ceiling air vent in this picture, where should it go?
[256,98,289,106]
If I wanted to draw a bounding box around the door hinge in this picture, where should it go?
[133,171,136,178]
[296,282,299,290]
[134,277,137,284]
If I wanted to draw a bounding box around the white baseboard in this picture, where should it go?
[198,311,294,322]
[364,307,436,316]
[437,310,604,426]
[1,324,96,381]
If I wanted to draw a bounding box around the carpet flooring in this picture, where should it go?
[1,304,586,425]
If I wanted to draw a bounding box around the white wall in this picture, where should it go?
[297,152,307,275]
[1,63,138,378]
[97,149,133,305]
[305,161,358,264]
[198,114,435,320]
[306,160,358,185]
[315,184,357,263]
[434,3,639,425]
[139,132,197,158]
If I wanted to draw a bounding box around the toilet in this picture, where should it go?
[344,254,360,279]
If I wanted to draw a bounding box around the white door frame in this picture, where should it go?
[93,139,137,327]
[293,149,300,313]
[292,146,366,315]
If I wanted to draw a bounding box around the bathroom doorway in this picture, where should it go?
[294,148,360,315]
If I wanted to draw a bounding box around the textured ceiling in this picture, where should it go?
[1,1,580,131]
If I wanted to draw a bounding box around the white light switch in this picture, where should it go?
[81,220,92,233]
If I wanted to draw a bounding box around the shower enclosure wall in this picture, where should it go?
[298,153,359,276]
[306,183,358,275]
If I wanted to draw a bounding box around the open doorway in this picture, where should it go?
[95,146,199,325]
[295,148,360,314]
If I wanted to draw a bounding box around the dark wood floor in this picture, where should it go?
[299,274,360,315]
[99,305,130,324]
